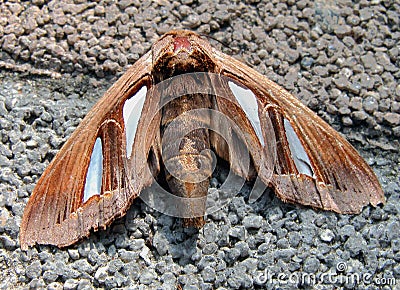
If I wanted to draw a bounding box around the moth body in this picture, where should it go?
[19,30,384,250]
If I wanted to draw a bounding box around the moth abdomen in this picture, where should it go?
[161,93,213,227]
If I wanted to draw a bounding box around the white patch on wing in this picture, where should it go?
[83,137,103,203]
[228,81,264,146]
[284,118,314,177]
[123,86,147,157]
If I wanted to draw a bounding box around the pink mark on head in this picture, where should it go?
[173,37,192,53]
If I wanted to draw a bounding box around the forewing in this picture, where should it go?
[20,52,160,249]
[212,50,384,213]
[209,74,275,184]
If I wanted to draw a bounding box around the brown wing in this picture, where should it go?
[211,50,384,213]
[20,52,161,249]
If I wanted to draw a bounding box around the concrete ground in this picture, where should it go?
[0,1,399,289]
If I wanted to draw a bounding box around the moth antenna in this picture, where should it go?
[200,33,239,55]
[200,33,251,66]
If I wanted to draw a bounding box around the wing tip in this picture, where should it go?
[272,174,386,215]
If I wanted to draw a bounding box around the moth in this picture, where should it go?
[20,30,384,250]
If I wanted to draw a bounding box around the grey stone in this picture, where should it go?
[385,221,400,241]
[139,246,152,265]
[130,238,145,251]
[287,231,301,247]
[313,65,329,77]
[197,255,217,270]
[363,95,379,113]
[361,52,382,74]
[161,272,176,287]
[352,111,368,121]
[153,232,169,256]
[105,4,120,24]
[183,14,201,28]
[235,241,250,258]
[25,260,42,279]
[285,48,299,64]
[63,279,79,290]
[228,226,246,240]
[303,256,320,273]
[257,242,269,254]
[77,279,94,290]
[339,224,356,239]
[274,249,296,262]
[393,126,400,137]
[47,282,63,290]
[203,223,218,243]
[121,262,140,281]
[2,34,18,53]
[183,264,197,274]
[242,215,263,229]
[240,258,257,273]
[139,269,156,285]
[71,259,94,274]
[228,268,253,288]
[202,243,218,255]
[345,233,367,257]
[383,112,400,126]
[301,57,314,68]
[68,249,80,260]
[43,270,59,283]
[320,229,335,242]
[94,266,108,283]
[103,277,117,289]
[87,249,101,265]
[359,7,374,21]
[276,237,289,249]
[0,234,16,249]
[225,248,241,264]
[334,24,352,37]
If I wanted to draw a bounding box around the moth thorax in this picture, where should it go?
[173,37,193,54]
[153,41,215,82]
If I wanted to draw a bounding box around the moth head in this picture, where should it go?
[152,30,216,81]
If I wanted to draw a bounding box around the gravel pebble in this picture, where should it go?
[94,266,108,284]
[320,229,335,242]
[63,279,79,290]
[345,233,368,257]
[201,266,216,282]
[303,256,320,273]
[383,112,400,126]
[242,215,263,229]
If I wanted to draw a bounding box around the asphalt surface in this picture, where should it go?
[0,1,399,289]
